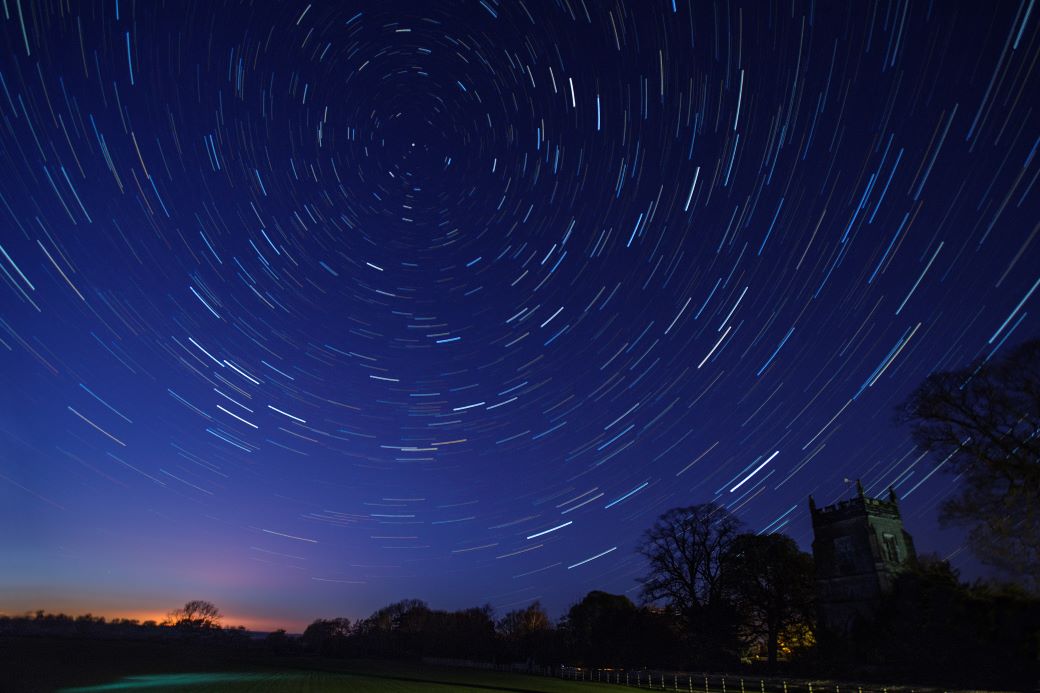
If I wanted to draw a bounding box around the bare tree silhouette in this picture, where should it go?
[167,600,222,629]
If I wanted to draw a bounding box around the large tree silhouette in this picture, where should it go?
[900,339,1040,590]
[637,503,743,666]
[721,533,815,668]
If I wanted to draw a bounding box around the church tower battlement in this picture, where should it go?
[809,481,917,633]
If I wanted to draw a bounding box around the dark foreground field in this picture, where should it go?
[57,668,631,693]
[59,671,621,692]
[0,637,1016,693]
[1,637,622,693]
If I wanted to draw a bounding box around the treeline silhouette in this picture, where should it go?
[296,567,1038,689]
[0,609,253,644]
[297,593,676,666]
[3,556,1037,689]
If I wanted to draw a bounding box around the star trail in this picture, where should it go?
[1,0,1039,631]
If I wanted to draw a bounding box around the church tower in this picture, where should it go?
[809,481,917,633]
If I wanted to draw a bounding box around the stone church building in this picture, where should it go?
[809,481,917,633]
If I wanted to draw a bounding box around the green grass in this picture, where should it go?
[59,666,625,693]
[6,637,629,693]
[8,639,970,693]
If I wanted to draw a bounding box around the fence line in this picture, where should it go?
[421,657,957,693]
[556,665,948,693]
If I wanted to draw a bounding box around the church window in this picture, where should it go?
[833,536,855,574]
[881,532,900,562]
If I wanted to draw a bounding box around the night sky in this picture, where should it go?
[2,0,1039,632]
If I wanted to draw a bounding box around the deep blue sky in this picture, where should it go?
[1,0,1038,631]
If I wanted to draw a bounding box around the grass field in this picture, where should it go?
[3,638,981,693]
[54,658,639,693]
[0,638,623,693]
[60,667,624,693]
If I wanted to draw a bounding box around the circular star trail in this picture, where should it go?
[1,1,1038,628]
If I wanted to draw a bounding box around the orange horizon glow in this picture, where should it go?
[0,606,302,633]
